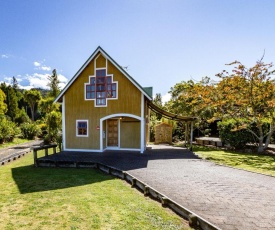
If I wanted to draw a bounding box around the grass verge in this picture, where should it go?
[193,145,275,176]
[0,151,190,230]
[0,138,31,149]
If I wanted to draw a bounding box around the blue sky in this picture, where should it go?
[1,0,275,102]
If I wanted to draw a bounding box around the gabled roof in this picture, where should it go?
[54,46,153,103]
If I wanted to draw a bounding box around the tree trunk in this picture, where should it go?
[258,139,264,152]
[257,125,264,153]
[263,125,274,151]
[30,105,35,121]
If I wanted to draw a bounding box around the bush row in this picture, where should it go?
[0,117,42,144]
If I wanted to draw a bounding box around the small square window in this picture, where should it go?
[76,120,88,137]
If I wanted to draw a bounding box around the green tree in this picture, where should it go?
[149,93,163,141]
[23,89,42,121]
[39,97,59,115]
[6,86,20,121]
[153,93,163,120]
[168,77,214,119]
[0,83,20,121]
[47,69,60,98]
[0,89,7,115]
[213,60,275,152]
[44,111,62,144]
[12,76,19,90]
[168,78,214,140]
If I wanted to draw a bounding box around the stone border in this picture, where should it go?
[0,149,31,166]
[37,159,221,230]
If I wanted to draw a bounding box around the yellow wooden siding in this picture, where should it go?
[64,52,142,150]
[120,120,140,148]
[96,54,107,68]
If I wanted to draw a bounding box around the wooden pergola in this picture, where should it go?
[147,101,197,149]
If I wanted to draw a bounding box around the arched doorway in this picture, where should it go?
[100,113,145,153]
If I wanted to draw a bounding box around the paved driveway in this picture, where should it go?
[125,145,275,230]
[39,144,275,230]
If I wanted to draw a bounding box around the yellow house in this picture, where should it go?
[54,46,152,153]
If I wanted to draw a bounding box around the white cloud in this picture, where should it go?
[26,73,50,89]
[3,76,12,83]
[1,54,9,58]
[57,74,68,83]
[33,60,52,72]
[17,72,68,90]
[41,66,51,71]
[33,61,41,67]
[162,92,171,104]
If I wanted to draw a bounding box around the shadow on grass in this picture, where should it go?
[12,165,112,194]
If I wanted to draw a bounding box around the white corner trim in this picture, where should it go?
[140,93,145,153]
[62,95,66,150]
[100,119,103,152]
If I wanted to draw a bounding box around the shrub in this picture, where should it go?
[15,108,30,124]
[218,119,255,149]
[0,117,20,143]
[37,122,47,138]
[44,111,62,144]
[20,122,41,140]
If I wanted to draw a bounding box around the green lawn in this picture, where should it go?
[0,151,190,230]
[0,138,31,149]
[193,145,275,177]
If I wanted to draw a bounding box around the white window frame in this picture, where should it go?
[84,60,118,107]
[76,120,89,137]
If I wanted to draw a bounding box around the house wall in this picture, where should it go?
[64,53,142,150]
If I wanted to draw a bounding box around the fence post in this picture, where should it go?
[33,149,37,167]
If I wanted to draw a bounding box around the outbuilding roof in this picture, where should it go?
[148,101,197,122]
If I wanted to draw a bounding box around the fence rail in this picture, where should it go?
[32,144,57,167]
